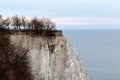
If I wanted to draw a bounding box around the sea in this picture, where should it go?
[63,29,120,80]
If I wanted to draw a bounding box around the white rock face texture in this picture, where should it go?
[10,35,88,80]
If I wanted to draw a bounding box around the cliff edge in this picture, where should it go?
[9,34,88,80]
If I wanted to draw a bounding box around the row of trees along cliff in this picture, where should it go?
[0,15,63,36]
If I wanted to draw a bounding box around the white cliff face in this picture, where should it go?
[10,35,88,80]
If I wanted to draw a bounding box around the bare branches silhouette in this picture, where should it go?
[0,15,62,36]
[0,15,56,31]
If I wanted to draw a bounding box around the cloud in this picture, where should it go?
[52,17,120,26]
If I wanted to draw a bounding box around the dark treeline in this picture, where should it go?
[0,15,56,30]
[0,15,63,36]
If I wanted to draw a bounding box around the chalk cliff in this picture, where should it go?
[10,34,88,80]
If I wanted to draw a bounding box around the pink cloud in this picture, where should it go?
[52,17,120,26]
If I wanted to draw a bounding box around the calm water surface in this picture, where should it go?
[63,29,120,80]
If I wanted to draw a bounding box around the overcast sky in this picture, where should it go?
[1,0,120,29]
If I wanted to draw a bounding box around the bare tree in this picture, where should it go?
[30,17,37,30]
[0,15,59,36]
[0,15,6,28]
[42,18,56,30]
[27,22,31,30]
[21,16,26,29]
[12,15,21,30]
[36,19,44,30]
[4,17,11,29]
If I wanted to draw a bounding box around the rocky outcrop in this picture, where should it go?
[9,34,88,80]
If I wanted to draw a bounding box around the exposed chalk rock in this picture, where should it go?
[10,34,88,80]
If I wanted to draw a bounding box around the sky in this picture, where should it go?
[0,0,120,29]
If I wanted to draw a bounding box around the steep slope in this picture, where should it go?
[0,34,32,80]
[10,34,88,80]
